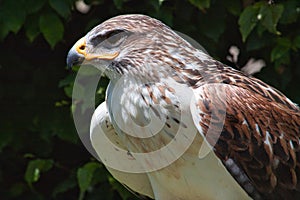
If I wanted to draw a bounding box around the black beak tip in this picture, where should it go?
[66,48,84,69]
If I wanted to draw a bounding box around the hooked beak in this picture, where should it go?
[66,37,119,68]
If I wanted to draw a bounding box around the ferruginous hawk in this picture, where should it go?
[67,14,300,200]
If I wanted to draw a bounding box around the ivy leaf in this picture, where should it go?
[49,0,71,19]
[39,13,64,48]
[77,162,101,200]
[239,5,259,42]
[189,0,210,10]
[24,159,54,185]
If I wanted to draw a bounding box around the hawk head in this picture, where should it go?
[66,14,199,80]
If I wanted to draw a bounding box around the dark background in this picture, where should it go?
[0,0,300,199]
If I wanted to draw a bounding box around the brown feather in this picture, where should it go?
[195,69,300,199]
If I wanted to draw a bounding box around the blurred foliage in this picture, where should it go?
[0,0,300,199]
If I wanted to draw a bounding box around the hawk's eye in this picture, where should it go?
[91,30,129,48]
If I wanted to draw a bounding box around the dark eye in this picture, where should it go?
[91,30,129,48]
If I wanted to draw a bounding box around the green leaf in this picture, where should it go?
[280,0,300,24]
[24,159,54,185]
[58,74,76,88]
[256,23,267,37]
[49,0,71,18]
[108,176,134,200]
[198,7,225,42]
[64,84,73,98]
[25,0,46,14]
[259,4,283,34]
[155,8,173,27]
[271,38,291,62]
[189,0,210,10]
[271,45,289,62]
[158,0,165,6]
[259,5,273,32]
[25,16,40,42]
[0,2,26,34]
[270,4,284,26]
[239,5,259,42]
[0,126,13,152]
[0,20,10,40]
[246,33,271,51]
[52,175,77,197]
[9,182,26,198]
[39,13,64,48]
[53,121,78,144]
[113,0,123,10]
[77,162,101,200]
[293,36,300,49]
[6,12,26,33]
[277,37,291,47]
[225,0,241,16]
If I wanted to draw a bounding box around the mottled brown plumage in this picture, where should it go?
[67,14,300,200]
[196,70,300,199]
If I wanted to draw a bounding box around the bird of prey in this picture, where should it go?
[67,14,300,200]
